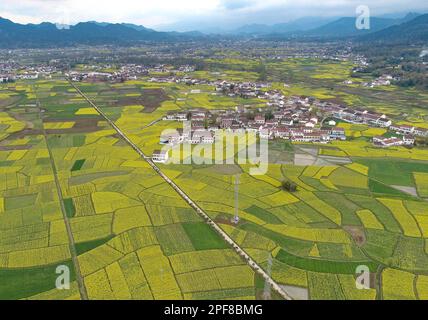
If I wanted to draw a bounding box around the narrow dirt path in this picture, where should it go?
[34,86,89,300]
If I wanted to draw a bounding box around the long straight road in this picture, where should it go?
[34,86,89,300]
[69,80,293,301]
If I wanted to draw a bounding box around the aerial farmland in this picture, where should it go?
[1,49,427,302]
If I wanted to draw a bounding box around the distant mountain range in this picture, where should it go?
[359,13,428,43]
[302,14,419,38]
[231,17,338,35]
[0,18,201,48]
[255,13,422,39]
[0,12,427,48]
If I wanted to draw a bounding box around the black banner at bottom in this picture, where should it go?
[0,300,421,319]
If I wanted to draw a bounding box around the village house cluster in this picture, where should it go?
[0,62,59,82]
[215,81,270,98]
[0,62,19,82]
[325,105,393,128]
[372,124,428,148]
[316,101,428,146]
[389,124,428,137]
[373,135,415,148]
[70,64,196,83]
[362,74,397,88]
[160,93,347,152]
[157,79,427,160]
[67,64,147,82]
[0,75,13,83]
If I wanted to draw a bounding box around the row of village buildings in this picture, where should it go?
[160,97,346,146]
[321,103,428,147]
[159,89,428,149]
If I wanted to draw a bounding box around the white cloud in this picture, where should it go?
[0,0,221,25]
[0,0,427,28]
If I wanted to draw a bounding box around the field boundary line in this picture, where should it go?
[34,85,89,300]
[69,80,293,301]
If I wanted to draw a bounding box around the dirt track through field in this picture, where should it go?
[34,86,89,301]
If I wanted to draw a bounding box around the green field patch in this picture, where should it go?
[317,242,367,261]
[239,222,314,256]
[0,161,13,167]
[75,235,115,255]
[0,261,76,300]
[71,159,86,172]
[47,134,86,148]
[36,158,50,166]
[369,179,411,198]
[299,176,332,191]
[363,229,400,264]
[276,249,378,274]
[69,171,129,186]
[357,158,428,187]
[155,224,195,256]
[347,195,401,232]
[315,192,362,226]
[390,236,428,272]
[5,194,38,210]
[308,272,345,300]
[244,205,283,224]
[182,222,229,251]
[336,186,371,196]
[328,167,368,189]
[269,202,332,226]
[63,198,76,218]
[185,287,255,300]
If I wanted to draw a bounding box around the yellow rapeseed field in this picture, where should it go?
[378,198,422,237]
[108,227,158,254]
[79,244,124,276]
[75,107,99,115]
[43,122,75,130]
[105,262,132,299]
[416,275,428,300]
[338,274,377,300]
[7,150,27,161]
[176,265,254,293]
[382,268,416,300]
[260,191,300,207]
[356,209,384,230]
[0,197,4,214]
[113,206,152,234]
[169,249,243,274]
[92,192,140,214]
[28,282,81,300]
[265,224,351,244]
[137,245,182,300]
[413,172,428,197]
[49,220,69,246]
[345,163,369,176]
[36,149,49,159]
[118,253,153,299]
[313,166,338,179]
[7,245,71,268]
[295,191,342,225]
[85,269,116,300]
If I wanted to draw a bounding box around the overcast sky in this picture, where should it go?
[1,0,427,30]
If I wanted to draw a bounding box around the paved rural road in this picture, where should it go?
[69,80,293,301]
